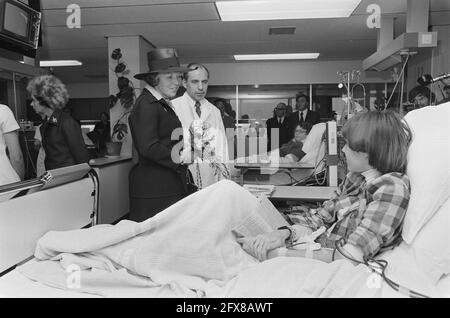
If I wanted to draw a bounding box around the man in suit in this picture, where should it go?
[172,63,229,189]
[287,92,321,139]
[266,102,290,151]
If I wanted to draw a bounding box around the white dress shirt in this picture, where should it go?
[299,109,309,122]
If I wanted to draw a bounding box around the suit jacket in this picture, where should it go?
[265,116,290,150]
[128,88,188,199]
[40,108,89,170]
[287,110,321,139]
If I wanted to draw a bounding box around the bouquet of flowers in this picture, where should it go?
[189,119,230,188]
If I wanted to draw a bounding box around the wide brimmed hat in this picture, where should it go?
[134,48,191,80]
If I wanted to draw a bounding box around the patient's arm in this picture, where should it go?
[238,226,366,264]
[268,247,334,263]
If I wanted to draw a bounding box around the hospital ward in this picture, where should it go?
[1,0,450,299]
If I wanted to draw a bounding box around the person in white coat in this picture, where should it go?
[0,104,25,202]
[172,63,229,189]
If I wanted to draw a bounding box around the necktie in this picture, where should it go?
[300,111,304,123]
[195,101,201,118]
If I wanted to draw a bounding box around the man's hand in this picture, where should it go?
[236,229,290,261]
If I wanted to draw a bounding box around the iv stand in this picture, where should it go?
[337,70,364,123]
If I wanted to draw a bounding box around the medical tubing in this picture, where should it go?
[333,238,430,298]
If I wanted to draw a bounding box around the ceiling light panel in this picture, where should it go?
[216,0,362,21]
[234,53,320,60]
[40,60,83,67]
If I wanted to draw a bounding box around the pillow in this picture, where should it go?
[409,195,450,284]
[301,122,325,154]
[299,123,326,167]
[402,102,450,243]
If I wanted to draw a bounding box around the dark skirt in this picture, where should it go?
[129,194,187,222]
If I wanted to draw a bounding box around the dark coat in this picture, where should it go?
[287,110,321,139]
[40,108,89,170]
[128,88,189,201]
[265,116,291,150]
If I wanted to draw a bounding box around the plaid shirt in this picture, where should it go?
[287,170,410,258]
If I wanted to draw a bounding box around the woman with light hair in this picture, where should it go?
[27,75,89,170]
[128,48,194,221]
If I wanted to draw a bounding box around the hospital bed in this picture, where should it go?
[0,104,449,297]
[235,121,339,187]
[0,164,102,297]
[0,158,133,297]
[0,164,96,276]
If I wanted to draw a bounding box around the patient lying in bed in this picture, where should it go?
[14,110,415,298]
[278,122,312,163]
[235,122,327,185]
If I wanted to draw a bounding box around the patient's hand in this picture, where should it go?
[237,230,289,261]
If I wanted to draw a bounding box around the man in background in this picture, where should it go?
[408,85,436,108]
[265,102,290,151]
[441,84,450,104]
[213,98,235,130]
[286,104,293,117]
[172,63,229,189]
[287,93,320,139]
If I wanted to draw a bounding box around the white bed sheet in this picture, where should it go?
[0,260,100,298]
[1,258,449,298]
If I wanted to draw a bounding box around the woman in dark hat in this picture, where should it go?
[128,48,193,221]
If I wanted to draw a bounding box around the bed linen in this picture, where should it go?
[11,180,448,298]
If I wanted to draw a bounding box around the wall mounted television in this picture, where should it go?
[0,0,41,58]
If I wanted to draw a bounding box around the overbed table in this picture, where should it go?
[235,162,315,185]
[270,186,338,202]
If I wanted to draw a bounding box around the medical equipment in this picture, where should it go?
[337,70,367,120]
[237,121,339,188]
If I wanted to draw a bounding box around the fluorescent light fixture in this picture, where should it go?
[40,60,83,67]
[216,0,361,21]
[234,53,320,60]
